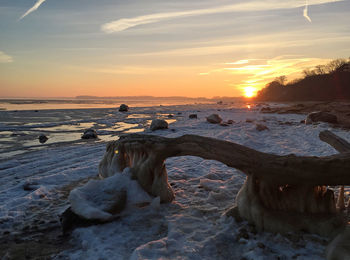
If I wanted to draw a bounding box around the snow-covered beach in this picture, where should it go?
[1,102,349,259]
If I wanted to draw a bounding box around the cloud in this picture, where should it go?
[19,0,46,20]
[0,51,13,63]
[303,0,312,22]
[101,0,343,33]
[198,56,331,91]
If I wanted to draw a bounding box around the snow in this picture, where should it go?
[0,103,349,259]
[69,168,152,220]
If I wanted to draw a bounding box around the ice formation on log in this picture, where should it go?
[98,133,350,237]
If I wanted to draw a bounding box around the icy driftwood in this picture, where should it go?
[98,133,350,237]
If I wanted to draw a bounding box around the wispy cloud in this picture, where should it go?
[102,0,343,33]
[0,51,13,63]
[225,60,250,65]
[303,0,312,22]
[66,64,205,75]
[199,56,331,92]
[19,0,46,20]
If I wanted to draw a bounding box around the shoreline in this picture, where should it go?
[0,102,349,259]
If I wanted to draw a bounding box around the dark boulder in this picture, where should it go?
[119,104,129,112]
[305,111,338,124]
[256,124,269,131]
[150,119,168,131]
[82,129,98,139]
[206,114,222,124]
[39,134,48,144]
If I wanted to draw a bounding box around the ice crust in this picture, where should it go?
[0,103,349,259]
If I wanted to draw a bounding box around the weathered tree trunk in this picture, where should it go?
[100,134,350,187]
[319,130,350,153]
[97,133,350,236]
[318,130,350,260]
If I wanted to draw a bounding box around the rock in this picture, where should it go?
[246,119,254,123]
[305,111,338,124]
[206,114,222,124]
[150,119,168,131]
[189,114,197,119]
[217,101,223,105]
[227,120,235,124]
[23,181,39,191]
[81,129,98,139]
[261,107,271,112]
[256,124,269,131]
[167,114,174,118]
[220,122,229,127]
[38,134,48,144]
[119,104,129,112]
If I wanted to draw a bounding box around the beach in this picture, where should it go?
[1,102,350,259]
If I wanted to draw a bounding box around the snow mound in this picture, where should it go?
[69,168,152,221]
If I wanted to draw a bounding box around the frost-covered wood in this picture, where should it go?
[98,133,350,236]
[319,130,350,153]
[100,134,350,187]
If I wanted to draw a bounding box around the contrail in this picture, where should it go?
[303,0,312,22]
[102,0,342,33]
[19,0,46,20]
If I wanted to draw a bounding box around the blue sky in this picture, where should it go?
[0,0,349,97]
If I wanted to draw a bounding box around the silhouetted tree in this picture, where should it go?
[275,75,287,85]
[256,57,350,101]
[325,58,347,73]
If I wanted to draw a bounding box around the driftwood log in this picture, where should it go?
[319,130,350,153]
[319,130,350,259]
[98,133,350,237]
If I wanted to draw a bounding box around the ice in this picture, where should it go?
[0,102,349,259]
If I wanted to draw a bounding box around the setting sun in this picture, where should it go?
[243,86,257,98]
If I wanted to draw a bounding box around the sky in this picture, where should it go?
[0,0,349,98]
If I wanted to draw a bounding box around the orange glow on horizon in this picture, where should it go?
[243,86,257,98]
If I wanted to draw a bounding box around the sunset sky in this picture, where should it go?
[0,0,349,98]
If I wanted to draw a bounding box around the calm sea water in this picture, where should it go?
[0,98,214,111]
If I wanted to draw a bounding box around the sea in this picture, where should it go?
[0,97,243,160]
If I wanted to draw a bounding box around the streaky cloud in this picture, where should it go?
[19,0,46,20]
[0,51,13,63]
[303,0,312,22]
[101,0,343,33]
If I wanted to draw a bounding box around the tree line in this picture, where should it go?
[255,58,350,101]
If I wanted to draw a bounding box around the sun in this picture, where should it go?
[243,86,257,98]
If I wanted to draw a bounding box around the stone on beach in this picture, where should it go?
[206,114,222,124]
[256,123,269,131]
[38,134,48,144]
[305,111,338,124]
[150,119,168,131]
[189,114,197,119]
[119,104,129,112]
[81,129,98,139]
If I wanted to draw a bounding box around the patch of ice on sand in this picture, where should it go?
[69,168,152,220]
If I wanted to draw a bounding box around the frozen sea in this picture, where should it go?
[0,100,349,259]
